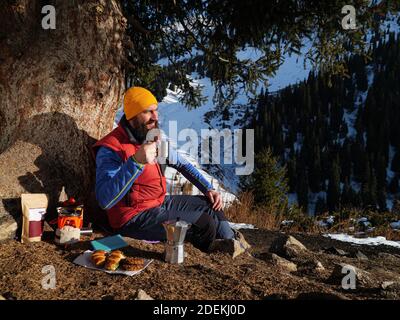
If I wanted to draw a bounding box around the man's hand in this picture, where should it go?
[133,141,157,164]
[206,190,223,211]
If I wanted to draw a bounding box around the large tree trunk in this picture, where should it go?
[0,0,127,239]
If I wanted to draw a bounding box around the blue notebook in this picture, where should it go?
[91,234,128,251]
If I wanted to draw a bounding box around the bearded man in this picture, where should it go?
[93,87,249,253]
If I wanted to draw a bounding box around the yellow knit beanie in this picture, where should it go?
[123,87,158,120]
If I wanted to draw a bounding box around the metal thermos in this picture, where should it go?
[162,219,191,264]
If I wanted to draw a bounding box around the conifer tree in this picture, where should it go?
[327,157,341,212]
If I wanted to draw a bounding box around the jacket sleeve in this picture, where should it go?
[167,147,213,195]
[95,146,145,210]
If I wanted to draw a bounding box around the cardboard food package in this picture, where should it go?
[21,193,49,243]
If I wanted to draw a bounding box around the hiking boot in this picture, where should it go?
[209,230,251,258]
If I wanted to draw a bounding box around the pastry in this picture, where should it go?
[91,250,107,267]
[121,257,145,271]
[104,250,126,271]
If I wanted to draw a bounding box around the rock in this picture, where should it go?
[234,230,251,250]
[135,289,154,300]
[355,250,368,261]
[329,263,375,288]
[210,239,246,259]
[2,292,16,300]
[296,257,325,275]
[381,281,395,290]
[380,281,400,299]
[0,213,18,242]
[314,260,325,272]
[323,246,349,257]
[271,253,297,273]
[270,235,308,259]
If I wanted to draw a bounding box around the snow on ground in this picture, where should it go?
[228,222,256,230]
[317,216,335,228]
[281,220,295,227]
[325,233,400,249]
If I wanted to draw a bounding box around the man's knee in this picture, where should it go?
[190,212,217,252]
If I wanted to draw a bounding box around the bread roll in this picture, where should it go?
[91,250,107,267]
[104,250,126,271]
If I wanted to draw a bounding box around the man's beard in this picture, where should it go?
[130,117,159,144]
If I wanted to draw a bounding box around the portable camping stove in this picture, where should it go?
[57,205,84,229]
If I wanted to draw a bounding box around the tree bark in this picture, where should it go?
[0,0,127,234]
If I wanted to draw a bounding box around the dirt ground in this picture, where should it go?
[1,228,400,300]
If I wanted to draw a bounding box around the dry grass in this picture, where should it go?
[371,225,400,241]
[224,193,400,239]
[170,181,400,240]
[224,192,284,230]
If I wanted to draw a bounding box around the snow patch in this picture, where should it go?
[228,222,256,230]
[325,233,400,249]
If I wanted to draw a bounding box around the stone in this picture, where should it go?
[211,239,246,259]
[380,281,400,299]
[381,281,395,290]
[271,253,297,273]
[329,263,375,288]
[296,257,325,275]
[135,289,154,300]
[314,260,325,272]
[270,235,308,259]
[0,213,18,242]
[234,230,251,250]
[355,250,368,261]
[2,292,16,300]
[323,246,349,257]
